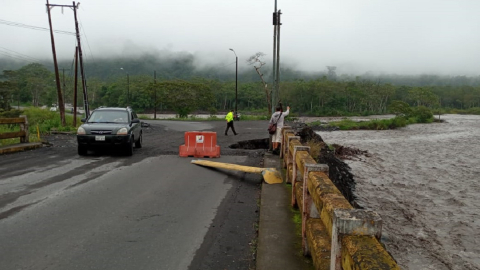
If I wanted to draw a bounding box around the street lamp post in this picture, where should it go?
[120,68,129,106]
[229,48,238,120]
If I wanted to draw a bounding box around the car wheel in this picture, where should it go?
[135,132,142,148]
[125,137,134,156]
[78,145,87,156]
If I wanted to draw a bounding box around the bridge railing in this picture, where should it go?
[281,126,400,270]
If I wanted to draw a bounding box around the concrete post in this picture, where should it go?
[302,163,329,255]
[331,209,382,270]
[280,126,292,159]
[291,145,309,207]
[285,136,300,184]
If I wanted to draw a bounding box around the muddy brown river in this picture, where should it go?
[314,114,480,270]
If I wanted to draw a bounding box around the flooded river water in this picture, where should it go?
[315,114,480,270]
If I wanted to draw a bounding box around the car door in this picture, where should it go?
[131,111,140,140]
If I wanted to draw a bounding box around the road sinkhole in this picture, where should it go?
[229,138,270,149]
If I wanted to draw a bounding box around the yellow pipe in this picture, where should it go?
[191,159,283,184]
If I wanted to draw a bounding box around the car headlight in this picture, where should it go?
[77,127,86,135]
[117,127,128,135]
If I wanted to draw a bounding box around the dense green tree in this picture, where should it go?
[156,81,213,117]
[4,60,480,117]
[3,63,55,107]
[0,81,14,110]
[408,87,439,107]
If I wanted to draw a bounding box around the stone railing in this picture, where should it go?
[280,126,400,270]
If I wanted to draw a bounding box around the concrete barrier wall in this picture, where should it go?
[281,127,400,270]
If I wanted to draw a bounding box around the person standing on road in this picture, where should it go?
[225,109,238,136]
[270,105,290,154]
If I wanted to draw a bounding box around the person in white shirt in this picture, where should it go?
[269,105,290,154]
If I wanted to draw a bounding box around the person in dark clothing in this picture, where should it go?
[225,109,237,135]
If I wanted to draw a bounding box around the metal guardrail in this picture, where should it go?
[281,126,400,270]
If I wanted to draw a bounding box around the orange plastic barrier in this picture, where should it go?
[179,131,221,158]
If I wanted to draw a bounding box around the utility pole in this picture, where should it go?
[62,68,65,107]
[62,68,70,108]
[73,46,78,127]
[46,0,66,126]
[229,48,238,120]
[46,1,89,118]
[72,1,89,118]
[127,73,130,106]
[272,0,277,114]
[235,54,238,120]
[275,10,282,105]
[154,70,157,119]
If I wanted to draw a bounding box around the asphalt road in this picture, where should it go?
[0,120,270,270]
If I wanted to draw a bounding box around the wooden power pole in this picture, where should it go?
[73,46,78,127]
[72,1,90,118]
[46,0,66,126]
[46,1,90,119]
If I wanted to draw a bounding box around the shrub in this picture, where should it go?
[389,101,413,117]
[327,116,408,130]
[465,107,480,115]
[22,107,80,133]
[208,107,217,116]
[390,117,407,128]
[411,106,433,123]
[177,108,190,118]
[0,109,23,118]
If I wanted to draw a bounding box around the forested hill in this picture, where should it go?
[2,54,480,87]
[0,53,323,83]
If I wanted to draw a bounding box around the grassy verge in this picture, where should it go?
[308,115,433,130]
[0,107,81,147]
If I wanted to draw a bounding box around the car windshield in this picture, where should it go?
[88,111,129,124]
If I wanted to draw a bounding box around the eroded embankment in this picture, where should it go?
[296,126,360,208]
[229,127,360,209]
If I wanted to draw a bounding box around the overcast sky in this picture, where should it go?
[1,0,480,75]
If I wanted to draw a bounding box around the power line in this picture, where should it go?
[0,51,39,63]
[0,46,42,62]
[0,19,76,36]
[0,51,32,62]
[78,19,96,65]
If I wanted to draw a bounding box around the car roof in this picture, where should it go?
[94,107,132,112]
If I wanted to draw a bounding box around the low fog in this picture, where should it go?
[1,0,480,76]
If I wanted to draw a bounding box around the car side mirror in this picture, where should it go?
[81,118,86,123]
[131,118,140,124]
